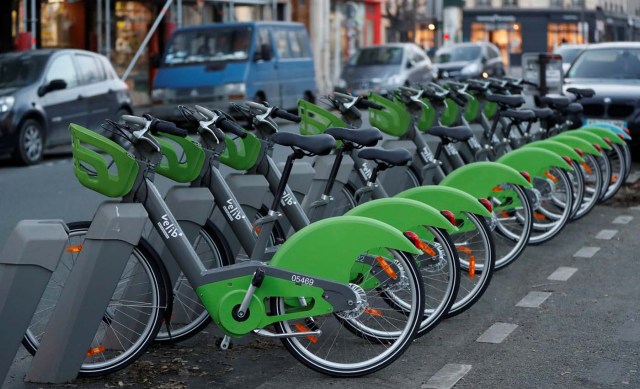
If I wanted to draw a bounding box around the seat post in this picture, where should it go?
[270,149,304,212]
[322,145,348,197]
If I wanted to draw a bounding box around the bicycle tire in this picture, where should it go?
[22,222,169,377]
[271,248,424,377]
[492,184,533,270]
[573,154,603,220]
[528,168,574,245]
[600,144,627,202]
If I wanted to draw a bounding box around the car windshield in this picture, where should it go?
[163,27,253,66]
[568,48,640,79]
[554,46,584,63]
[435,46,481,63]
[0,54,46,88]
[349,47,404,66]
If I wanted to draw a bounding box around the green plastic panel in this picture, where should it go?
[368,93,410,136]
[484,101,498,119]
[219,132,262,171]
[440,98,459,126]
[417,99,437,132]
[551,134,601,155]
[497,148,572,178]
[298,99,347,135]
[524,139,584,163]
[70,123,139,198]
[156,133,206,183]
[395,186,492,217]
[463,92,481,123]
[440,161,532,199]
[567,130,612,150]
[345,198,457,232]
[579,126,626,145]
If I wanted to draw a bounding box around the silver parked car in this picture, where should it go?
[336,43,433,95]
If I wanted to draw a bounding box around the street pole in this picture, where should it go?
[30,0,35,49]
[105,0,111,60]
[122,0,174,81]
[23,0,27,34]
[177,0,182,27]
[97,0,103,54]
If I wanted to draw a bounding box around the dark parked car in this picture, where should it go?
[553,43,587,74]
[336,43,433,95]
[564,42,640,144]
[433,42,505,80]
[0,49,132,165]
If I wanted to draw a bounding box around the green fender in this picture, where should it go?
[395,185,492,217]
[439,161,531,199]
[567,130,612,150]
[497,148,572,178]
[344,198,457,233]
[270,215,420,283]
[524,139,584,163]
[551,134,601,156]
[579,126,626,145]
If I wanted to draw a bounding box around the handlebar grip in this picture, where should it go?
[356,98,385,110]
[218,117,248,139]
[121,115,146,127]
[272,107,302,123]
[153,119,188,137]
[449,93,467,107]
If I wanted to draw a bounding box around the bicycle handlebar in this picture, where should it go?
[356,98,385,110]
[271,107,302,123]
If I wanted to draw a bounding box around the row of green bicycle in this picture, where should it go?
[21,77,631,380]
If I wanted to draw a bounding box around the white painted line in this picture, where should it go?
[548,267,578,281]
[516,291,552,308]
[476,323,518,344]
[595,229,618,240]
[422,364,473,389]
[612,215,633,224]
[629,206,640,211]
[573,246,600,258]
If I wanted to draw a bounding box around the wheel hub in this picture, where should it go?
[336,283,367,320]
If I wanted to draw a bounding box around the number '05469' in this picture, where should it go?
[291,275,315,285]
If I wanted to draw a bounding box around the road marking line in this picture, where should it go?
[629,206,640,211]
[422,364,472,389]
[548,267,578,281]
[573,246,600,258]
[476,323,518,343]
[612,215,633,224]
[595,229,618,240]
[516,291,552,308]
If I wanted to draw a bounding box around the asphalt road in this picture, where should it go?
[1,121,639,388]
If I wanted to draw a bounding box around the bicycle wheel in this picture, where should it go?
[271,248,424,377]
[447,212,495,318]
[22,222,168,377]
[491,184,533,270]
[528,168,573,245]
[155,220,233,344]
[600,144,627,202]
[573,154,603,220]
[596,153,612,201]
[564,161,585,220]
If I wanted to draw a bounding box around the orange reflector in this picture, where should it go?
[254,226,261,235]
[469,255,476,279]
[520,171,532,183]
[594,143,602,152]
[581,162,593,174]
[544,170,559,183]
[500,210,509,218]
[492,185,503,192]
[403,231,436,256]
[479,198,493,212]
[86,345,105,357]
[534,212,546,220]
[376,256,397,280]
[441,210,456,225]
[611,175,618,184]
[294,323,318,343]
[66,244,83,253]
[574,148,584,157]
[604,137,612,146]
[364,308,382,317]
[457,246,473,254]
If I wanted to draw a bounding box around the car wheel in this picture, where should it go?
[13,119,44,165]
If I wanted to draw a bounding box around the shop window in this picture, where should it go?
[502,0,518,6]
[45,55,79,88]
[547,22,583,52]
[471,23,522,66]
[76,54,106,85]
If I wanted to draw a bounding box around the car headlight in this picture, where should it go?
[386,74,404,87]
[461,62,481,76]
[0,96,15,113]
[336,78,347,88]
[151,88,175,103]
[225,83,246,100]
[431,68,439,79]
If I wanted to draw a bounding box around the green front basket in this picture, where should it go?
[219,131,262,171]
[70,123,139,198]
[298,99,347,135]
[368,93,410,137]
[156,133,206,183]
